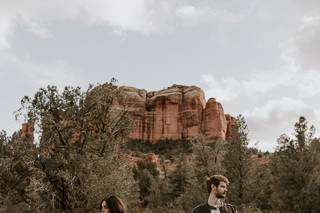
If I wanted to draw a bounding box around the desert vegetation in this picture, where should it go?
[1,81,320,213]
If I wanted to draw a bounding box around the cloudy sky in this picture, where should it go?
[1,0,320,151]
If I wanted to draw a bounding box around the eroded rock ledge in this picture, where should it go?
[120,84,235,142]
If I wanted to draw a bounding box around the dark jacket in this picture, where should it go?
[191,203,237,213]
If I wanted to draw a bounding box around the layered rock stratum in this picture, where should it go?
[120,84,235,142]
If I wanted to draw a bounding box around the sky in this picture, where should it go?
[1,0,320,151]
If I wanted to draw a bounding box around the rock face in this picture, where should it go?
[20,122,34,139]
[225,114,237,140]
[202,98,227,139]
[121,85,235,142]
[19,85,235,143]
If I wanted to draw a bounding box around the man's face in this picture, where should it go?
[213,182,228,198]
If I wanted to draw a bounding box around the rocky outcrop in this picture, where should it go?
[202,98,227,139]
[119,86,148,139]
[225,114,237,140]
[20,122,34,139]
[19,85,235,143]
[121,85,235,142]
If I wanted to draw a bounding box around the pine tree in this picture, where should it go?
[168,153,191,199]
[133,159,160,206]
[270,116,319,213]
[223,115,253,205]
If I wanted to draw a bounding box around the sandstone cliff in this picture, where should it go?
[19,84,235,143]
[120,85,235,142]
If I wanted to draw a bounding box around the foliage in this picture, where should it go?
[133,159,160,206]
[0,80,138,212]
[223,115,254,205]
[270,116,320,213]
[168,153,191,199]
[125,139,193,157]
[3,79,320,213]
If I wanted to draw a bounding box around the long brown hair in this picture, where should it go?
[100,195,126,213]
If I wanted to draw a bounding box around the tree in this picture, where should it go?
[0,129,41,212]
[12,79,135,212]
[169,153,191,199]
[192,137,226,181]
[223,115,253,205]
[0,130,8,156]
[270,116,320,213]
[302,138,320,213]
[249,157,273,211]
[133,159,160,206]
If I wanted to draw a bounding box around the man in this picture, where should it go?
[191,175,237,213]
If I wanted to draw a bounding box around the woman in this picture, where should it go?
[100,195,126,213]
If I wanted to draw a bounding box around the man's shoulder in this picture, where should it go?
[224,203,235,207]
[222,203,237,213]
[191,203,208,213]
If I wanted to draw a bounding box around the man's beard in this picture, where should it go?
[216,193,226,199]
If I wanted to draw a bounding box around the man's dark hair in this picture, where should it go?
[206,175,230,193]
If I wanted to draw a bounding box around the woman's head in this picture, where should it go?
[100,195,126,213]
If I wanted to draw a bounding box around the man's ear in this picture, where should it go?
[211,184,216,192]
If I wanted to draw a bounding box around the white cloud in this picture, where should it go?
[202,56,320,150]
[26,22,53,39]
[0,52,79,89]
[245,97,315,130]
[82,0,155,33]
[244,97,317,150]
[290,15,320,71]
[0,0,154,47]
[202,65,320,103]
[176,5,196,17]
[201,74,241,102]
[202,14,320,150]
[0,17,14,49]
[0,0,256,49]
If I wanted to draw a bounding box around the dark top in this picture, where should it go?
[191,203,237,213]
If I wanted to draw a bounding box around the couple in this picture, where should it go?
[100,174,237,213]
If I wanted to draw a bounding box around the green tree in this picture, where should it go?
[302,138,320,213]
[0,129,41,212]
[0,130,8,155]
[223,115,253,205]
[270,116,320,213]
[133,159,160,206]
[168,154,191,200]
[193,137,226,181]
[12,80,135,212]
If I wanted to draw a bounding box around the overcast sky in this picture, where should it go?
[1,0,320,151]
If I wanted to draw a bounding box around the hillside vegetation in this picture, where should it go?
[1,81,320,213]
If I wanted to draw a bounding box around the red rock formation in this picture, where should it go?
[19,85,235,144]
[202,98,227,139]
[121,85,234,142]
[120,86,148,140]
[225,114,237,140]
[20,122,34,138]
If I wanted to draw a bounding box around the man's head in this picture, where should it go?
[207,175,229,198]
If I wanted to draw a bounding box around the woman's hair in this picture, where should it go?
[100,195,126,213]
